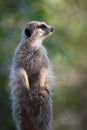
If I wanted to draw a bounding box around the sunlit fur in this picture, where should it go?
[10,21,54,130]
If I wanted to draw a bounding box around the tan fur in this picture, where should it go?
[15,68,30,89]
[40,67,48,87]
[10,21,54,130]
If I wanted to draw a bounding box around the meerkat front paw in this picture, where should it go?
[15,68,30,89]
[40,67,48,88]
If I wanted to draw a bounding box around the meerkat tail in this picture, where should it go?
[15,68,30,89]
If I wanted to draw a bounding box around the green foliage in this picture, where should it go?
[0,0,87,130]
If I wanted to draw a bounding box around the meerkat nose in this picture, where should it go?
[50,27,55,32]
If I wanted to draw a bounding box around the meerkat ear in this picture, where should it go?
[25,28,32,37]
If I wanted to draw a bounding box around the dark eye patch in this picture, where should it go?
[38,24,47,29]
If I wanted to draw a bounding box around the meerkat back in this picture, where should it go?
[9,21,54,130]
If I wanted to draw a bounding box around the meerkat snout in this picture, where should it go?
[23,21,54,40]
[50,27,55,32]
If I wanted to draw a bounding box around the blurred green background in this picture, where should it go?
[0,0,87,130]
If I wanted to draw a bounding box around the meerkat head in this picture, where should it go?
[22,21,54,41]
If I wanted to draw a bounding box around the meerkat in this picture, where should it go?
[10,21,54,130]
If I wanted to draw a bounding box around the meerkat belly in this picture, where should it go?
[27,52,48,88]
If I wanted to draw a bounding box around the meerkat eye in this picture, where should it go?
[38,24,47,29]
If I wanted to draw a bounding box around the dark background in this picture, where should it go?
[0,0,87,130]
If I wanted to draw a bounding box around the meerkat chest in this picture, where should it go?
[15,45,49,72]
[28,48,48,70]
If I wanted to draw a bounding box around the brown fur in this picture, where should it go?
[10,21,54,130]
